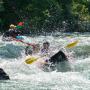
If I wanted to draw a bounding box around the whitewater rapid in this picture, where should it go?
[0,33,90,90]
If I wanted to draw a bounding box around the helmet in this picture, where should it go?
[10,24,16,28]
[43,41,50,46]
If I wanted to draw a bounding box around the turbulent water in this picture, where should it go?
[0,33,90,90]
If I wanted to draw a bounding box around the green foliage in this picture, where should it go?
[0,0,90,32]
[72,0,90,21]
[0,0,4,12]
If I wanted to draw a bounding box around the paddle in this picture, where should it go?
[25,40,79,64]
[13,38,36,47]
[25,55,47,64]
[65,40,79,48]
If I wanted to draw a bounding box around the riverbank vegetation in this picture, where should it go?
[0,0,90,33]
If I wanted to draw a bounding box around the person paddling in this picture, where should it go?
[3,24,21,40]
[3,24,16,37]
[25,44,40,55]
[41,41,50,55]
[40,41,51,63]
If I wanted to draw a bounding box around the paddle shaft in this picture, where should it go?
[13,38,36,47]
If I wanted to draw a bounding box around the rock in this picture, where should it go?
[0,68,10,80]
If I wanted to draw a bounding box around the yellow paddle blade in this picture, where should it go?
[25,57,38,64]
[66,40,79,48]
[25,55,47,64]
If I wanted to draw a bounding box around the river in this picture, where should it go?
[0,32,90,90]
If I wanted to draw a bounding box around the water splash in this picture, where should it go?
[0,33,90,90]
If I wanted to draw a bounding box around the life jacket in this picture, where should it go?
[41,48,49,54]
